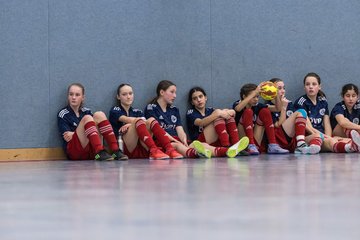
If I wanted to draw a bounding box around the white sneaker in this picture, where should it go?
[295,143,320,155]
[350,130,360,152]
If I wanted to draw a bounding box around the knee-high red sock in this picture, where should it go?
[226,117,240,145]
[98,120,118,152]
[214,147,227,157]
[241,108,255,144]
[295,117,306,146]
[214,118,230,146]
[258,108,276,144]
[135,119,157,149]
[84,121,104,153]
[150,120,173,150]
[185,148,198,158]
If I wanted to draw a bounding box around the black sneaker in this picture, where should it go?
[112,150,129,161]
[94,150,114,161]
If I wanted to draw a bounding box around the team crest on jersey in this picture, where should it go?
[286,110,293,117]
[171,115,177,123]
[199,126,204,133]
[319,108,326,116]
[354,118,359,124]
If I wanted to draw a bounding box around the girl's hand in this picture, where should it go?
[63,131,74,142]
[281,95,290,109]
[225,109,235,117]
[257,81,269,95]
[181,135,188,147]
[119,124,131,134]
[219,109,233,119]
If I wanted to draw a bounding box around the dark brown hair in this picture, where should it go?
[303,72,326,98]
[149,80,176,104]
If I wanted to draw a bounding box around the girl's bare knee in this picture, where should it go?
[93,111,107,122]
[80,115,94,124]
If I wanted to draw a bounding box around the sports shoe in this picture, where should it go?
[149,148,169,160]
[226,136,250,158]
[350,130,360,152]
[192,140,212,159]
[246,144,260,155]
[165,148,184,159]
[294,143,320,155]
[267,143,289,154]
[112,150,128,161]
[95,150,114,161]
[238,150,250,156]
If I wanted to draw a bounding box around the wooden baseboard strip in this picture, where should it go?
[0,148,67,161]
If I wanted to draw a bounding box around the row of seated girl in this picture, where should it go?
[57,72,360,160]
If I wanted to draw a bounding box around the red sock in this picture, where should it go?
[84,121,103,153]
[344,129,352,138]
[135,119,157,149]
[186,148,197,158]
[98,120,118,152]
[214,118,230,146]
[295,117,306,146]
[241,108,255,144]
[214,147,227,157]
[333,142,346,153]
[150,120,173,150]
[226,117,240,145]
[258,108,276,144]
[309,137,322,147]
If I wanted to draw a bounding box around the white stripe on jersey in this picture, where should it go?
[355,103,360,110]
[298,97,306,106]
[58,109,69,118]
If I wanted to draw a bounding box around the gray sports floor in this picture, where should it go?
[1,153,359,240]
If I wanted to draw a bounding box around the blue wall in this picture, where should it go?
[1,0,360,149]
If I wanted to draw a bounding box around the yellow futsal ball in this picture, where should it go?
[260,81,278,101]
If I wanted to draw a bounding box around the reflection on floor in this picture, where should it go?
[0,153,359,240]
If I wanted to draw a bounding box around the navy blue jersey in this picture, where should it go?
[57,105,92,150]
[144,103,182,137]
[266,100,294,124]
[109,105,144,138]
[186,107,215,141]
[330,101,360,129]
[294,94,329,133]
[232,100,268,125]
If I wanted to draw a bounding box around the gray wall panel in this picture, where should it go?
[0,0,49,148]
[1,0,360,149]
